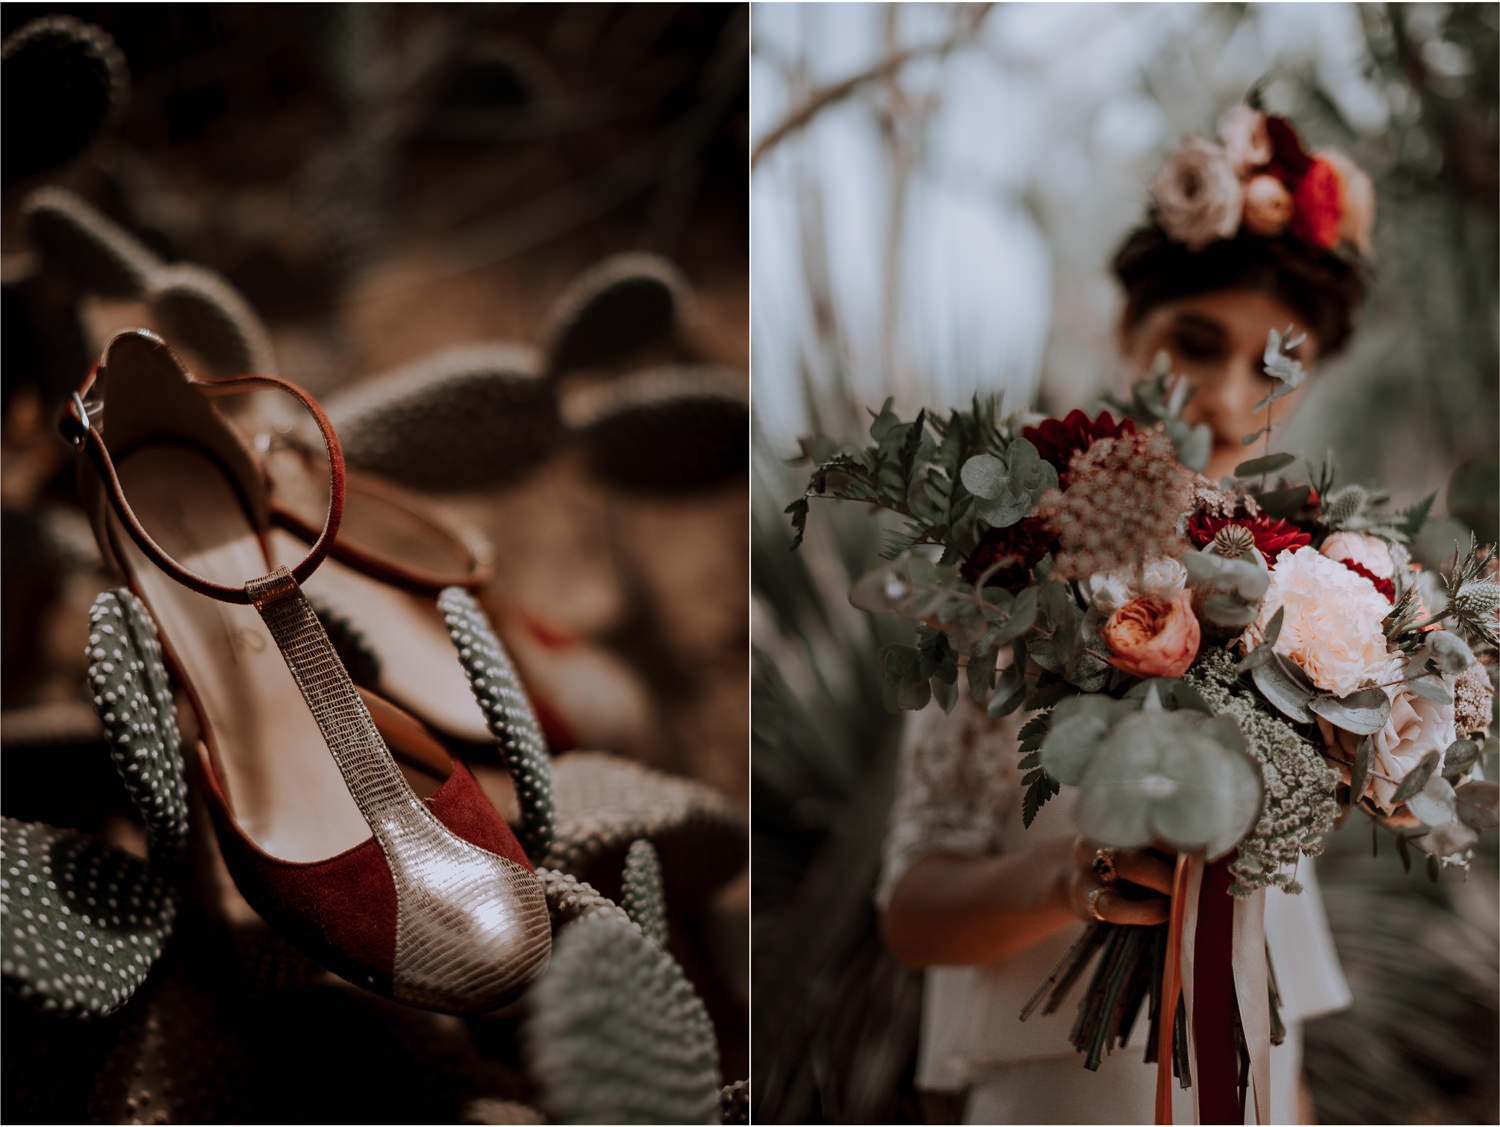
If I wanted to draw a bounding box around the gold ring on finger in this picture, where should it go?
[1086,886,1110,922]
[1091,847,1118,885]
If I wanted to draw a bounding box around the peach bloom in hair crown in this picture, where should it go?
[1150,102,1374,258]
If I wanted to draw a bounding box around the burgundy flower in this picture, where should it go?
[1338,558,1396,604]
[1022,409,1136,485]
[1263,114,1313,187]
[961,516,1057,591]
[1186,513,1311,568]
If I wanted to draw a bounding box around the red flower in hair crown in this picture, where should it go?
[1149,98,1373,258]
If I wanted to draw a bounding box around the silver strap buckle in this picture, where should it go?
[60,391,102,447]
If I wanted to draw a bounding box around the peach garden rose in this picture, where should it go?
[1103,590,1201,679]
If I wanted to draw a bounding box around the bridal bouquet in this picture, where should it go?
[789,335,1497,1120]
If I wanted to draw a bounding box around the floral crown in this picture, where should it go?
[1149,99,1374,259]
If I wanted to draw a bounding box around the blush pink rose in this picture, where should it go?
[1318,656,1456,814]
[1218,103,1273,176]
[1104,591,1201,679]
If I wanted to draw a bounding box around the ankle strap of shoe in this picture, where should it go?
[261,440,492,595]
[61,366,346,606]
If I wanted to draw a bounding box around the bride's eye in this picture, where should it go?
[1167,328,1225,362]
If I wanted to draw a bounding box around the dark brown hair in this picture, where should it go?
[1111,223,1369,358]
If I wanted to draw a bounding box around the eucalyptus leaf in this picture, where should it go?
[1454,781,1500,830]
[1261,606,1285,649]
[1072,710,1263,860]
[1405,675,1452,705]
[1200,593,1262,629]
[1389,749,1441,807]
[960,453,1008,500]
[1351,736,1373,803]
[1039,698,1131,786]
[1235,644,1276,674]
[991,586,1039,647]
[1235,453,1297,478]
[1307,688,1392,736]
[933,675,958,714]
[1404,776,1457,827]
[1169,680,1212,716]
[976,492,1033,530]
[1176,426,1212,474]
[1251,654,1316,723]
[988,664,1026,718]
[1257,485,1311,520]
[1424,631,1475,674]
[1442,738,1480,780]
[966,652,996,704]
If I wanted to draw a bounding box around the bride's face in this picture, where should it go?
[1118,289,1320,479]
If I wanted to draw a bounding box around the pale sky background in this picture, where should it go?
[751,3,1400,455]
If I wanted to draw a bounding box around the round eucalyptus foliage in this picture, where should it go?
[1072,705,1264,860]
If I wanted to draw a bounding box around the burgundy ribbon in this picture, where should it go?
[1191,856,1244,1125]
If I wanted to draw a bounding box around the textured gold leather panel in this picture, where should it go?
[247,567,551,1012]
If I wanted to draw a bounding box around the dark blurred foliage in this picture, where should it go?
[2,4,748,320]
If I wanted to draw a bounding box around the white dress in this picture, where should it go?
[876,698,1351,1125]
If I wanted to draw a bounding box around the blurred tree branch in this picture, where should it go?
[751,5,992,168]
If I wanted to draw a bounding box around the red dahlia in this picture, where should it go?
[1290,158,1343,250]
[1022,409,1136,485]
[961,516,1057,591]
[1186,513,1311,568]
[1338,558,1396,604]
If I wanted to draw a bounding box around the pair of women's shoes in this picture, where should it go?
[61,328,553,1013]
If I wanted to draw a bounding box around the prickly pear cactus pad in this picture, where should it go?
[538,867,632,931]
[147,262,277,378]
[440,587,557,860]
[542,252,689,374]
[23,186,162,299]
[0,819,176,1018]
[620,839,668,946]
[1,589,188,1019]
[562,365,749,491]
[545,752,743,902]
[526,914,721,1125]
[324,345,561,489]
[87,590,188,856]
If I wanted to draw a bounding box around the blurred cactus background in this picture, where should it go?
[3,5,746,1122]
[752,4,1497,1123]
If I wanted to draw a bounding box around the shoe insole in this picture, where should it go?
[113,445,371,862]
[269,528,495,747]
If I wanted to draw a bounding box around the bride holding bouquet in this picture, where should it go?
[792,99,1498,1124]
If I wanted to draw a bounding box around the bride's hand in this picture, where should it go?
[1064,838,1174,926]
